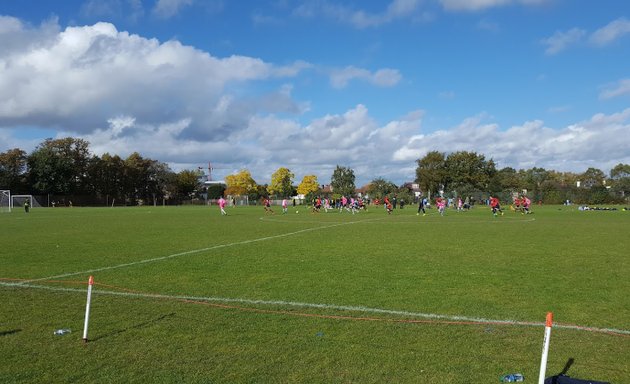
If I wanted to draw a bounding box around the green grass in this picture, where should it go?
[1,204,629,383]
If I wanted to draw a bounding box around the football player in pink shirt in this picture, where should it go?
[218,196,227,216]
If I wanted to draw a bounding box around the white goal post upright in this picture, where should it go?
[0,190,10,213]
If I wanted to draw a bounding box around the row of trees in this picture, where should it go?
[0,138,202,205]
[1,138,629,206]
[223,165,359,203]
[415,150,630,204]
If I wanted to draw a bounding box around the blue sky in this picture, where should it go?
[1,0,629,186]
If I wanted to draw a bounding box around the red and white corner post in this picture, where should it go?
[82,275,94,343]
[538,312,553,384]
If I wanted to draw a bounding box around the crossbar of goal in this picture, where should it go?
[10,195,35,210]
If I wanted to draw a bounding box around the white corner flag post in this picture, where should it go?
[538,312,553,384]
[82,275,94,343]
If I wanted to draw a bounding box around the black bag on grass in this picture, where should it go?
[544,374,610,384]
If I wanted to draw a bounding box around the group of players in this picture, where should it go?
[511,195,532,215]
[489,195,533,216]
[217,194,532,217]
[309,196,366,214]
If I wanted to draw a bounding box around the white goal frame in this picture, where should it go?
[0,190,10,213]
[11,195,35,210]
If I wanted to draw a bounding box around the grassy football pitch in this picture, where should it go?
[1,204,629,383]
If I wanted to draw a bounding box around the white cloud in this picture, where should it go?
[0,15,23,33]
[599,79,630,100]
[1,17,628,186]
[540,28,586,55]
[547,105,571,114]
[439,91,456,100]
[439,0,548,12]
[0,18,308,139]
[69,104,630,186]
[589,17,630,46]
[293,0,422,28]
[80,0,145,22]
[329,66,401,88]
[152,0,195,19]
[391,110,630,176]
[477,19,499,32]
[541,18,630,55]
[440,0,509,11]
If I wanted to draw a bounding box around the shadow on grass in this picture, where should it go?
[545,358,612,384]
[0,329,22,337]
[559,358,575,375]
[90,312,176,342]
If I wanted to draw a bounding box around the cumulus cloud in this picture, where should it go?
[0,18,310,140]
[1,17,628,186]
[391,110,630,177]
[329,66,401,88]
[56,103,630,186]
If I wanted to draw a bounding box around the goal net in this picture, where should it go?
[0,190,10,213]
[11,195,39,210]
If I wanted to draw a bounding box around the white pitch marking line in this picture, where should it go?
[18,217,383,285]
[2,281,629,336]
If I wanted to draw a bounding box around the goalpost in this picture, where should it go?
[0,190,10,213]
[11,195,37,210]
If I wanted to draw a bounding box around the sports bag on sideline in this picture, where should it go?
[544,374,610,384]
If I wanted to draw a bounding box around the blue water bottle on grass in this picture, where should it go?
[500,373,524,382]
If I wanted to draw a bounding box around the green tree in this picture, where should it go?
[0,148,28,192]
[495,167,523,191]
[580,167,606,189]
[330,165,356,197]
[88,153,126,202]
[415,151,446,196]
[610,163,630,179]
[444,151,496,195]
[122,152,172,204]
[177,169,201,199]
[206,184,226,199]
[395,185,415,207]
[145,160,173,205]
[267,167,295,198]
[610,163,630,200]
[367,177,397,200]
[27,138,91,195]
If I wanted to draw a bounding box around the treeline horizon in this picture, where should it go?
[1,137,629,206]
